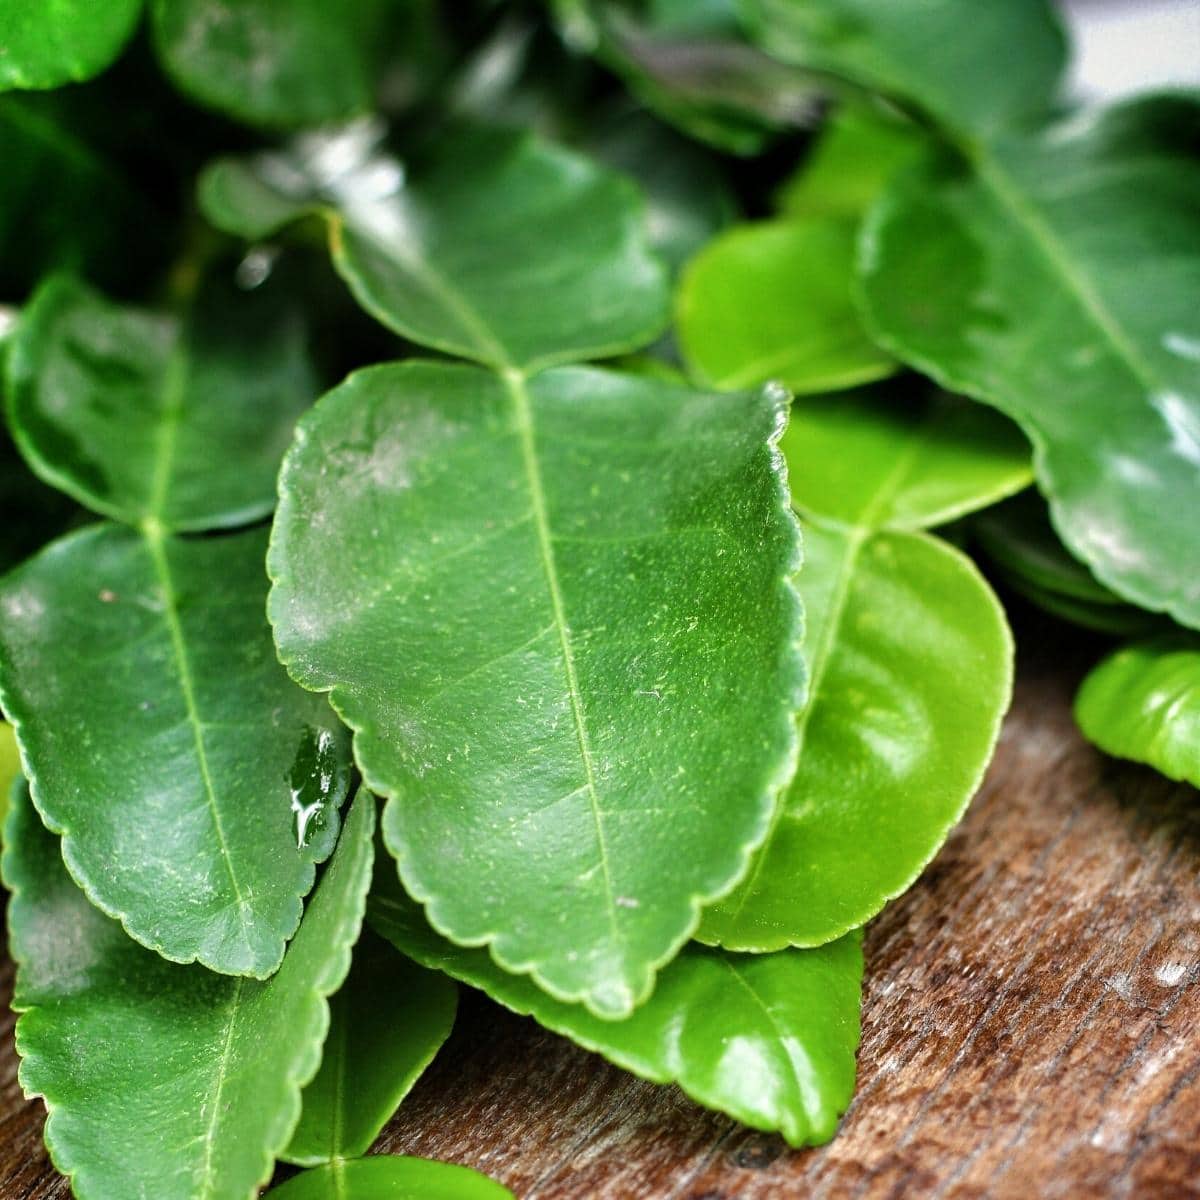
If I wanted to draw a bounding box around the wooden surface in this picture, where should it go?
[3,613,1199,1198]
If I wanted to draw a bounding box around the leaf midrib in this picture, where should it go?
[198,976,244,1197]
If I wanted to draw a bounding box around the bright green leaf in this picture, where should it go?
[0,0,142,92]
[3,786,375,1200]
[0,524,352,977]
[1075,637,1200,787]
[6,272,317,533]
[860,94,1200,629]
[370,875,862,1148]
[270,1155,515,1200]
[742,0,1066,138]
[700,387,1017,949]
[270,360,804,1017]
[775,103,926,220]
[677,217,896,393]
[149,0,396,129]
[200,125,669,373]
[285,930,457,1166]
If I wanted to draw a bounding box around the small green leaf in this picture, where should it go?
[269,1155,515,1200]
[270,361,804,1017]
[1075,637,1200,787]
[700,387,1018,949]
[284,930,457,1166]
[677,217,896,393]
[6,272,317,532]
[860,94,1200,629]
[149,0,396,129]
[200,125,669,373]
[370,877,862,1148]
[3,786,375,1200]
[775,103,926,221]
[0,524,352,977]
[0,0,142,92]
[742,0,1066,138]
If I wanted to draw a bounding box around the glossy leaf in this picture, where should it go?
[973,491,1164,636]
[742,0,1066,138]
[1075,638,1200,787]
[6,272,317,532]
[3,786,375,1200]
[200,124,669,373]
[270,1156,515,1200]
[270,360,804,1017]
[150,0,396,129]
[776,103,925,220]
[0,524,352,977]
[0,0,142,92]
[677,217,895,393]
[860,95,1200,629]
[700,387,1018,949]
[285,930,457,1166]
[370,876,862,1148]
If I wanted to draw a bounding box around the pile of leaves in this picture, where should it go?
[0,2,1196,1197]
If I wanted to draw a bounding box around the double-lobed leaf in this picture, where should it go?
[7,272,318,532]
[270,1156,515,1200]
[270,361,804,1017]
[700,387,1022,949]
[285,929,457,1166]
[0,524,352,977]
[3,785,375,1200]
[860,94,1200,630]
[677,215,895,393]
[370,873,862,1148]
[1075,638,1200,788]
[0,0,142,92]
[149,0,397,129]
[200,124,670,373]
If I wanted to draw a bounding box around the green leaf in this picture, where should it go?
[775,102,926,220]
[370,877,862,1148]
[972,491,1165,636]
[1075,637,1200,787]
[0,722,17,835]
[0,0,142,92]
[677,217,895,393]
[269,1156,515,1200]
[699,387,1019,949]
[284,929,457,1166]
[270,360,804,1017]
[149,0,396,129]
[3,786,375,1200]
[6,272,318,532]
[742,0,1066,138]
[200,125,669,373]
[0,524,353,977]
[860,94,1200,629]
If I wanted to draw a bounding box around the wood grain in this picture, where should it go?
[2,612,1199,1199]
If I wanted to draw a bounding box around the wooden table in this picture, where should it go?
[3,611,1199,1198]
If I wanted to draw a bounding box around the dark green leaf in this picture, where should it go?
[677,217,895,393]
[860,95,1200,628]
[0,524,352,977]
[284,930,457,1166]
[149,0,397,129]
[0,0,142,92]
[3,786,375,1200]
[700,388,1018,949]
[200,125,669,373]
[1075,637,1200,787]
[269,1155,515,1200]
[742,0,1066,138]
[6,272,318,533]
[370,876,862,1148]
[270,360,804,1017]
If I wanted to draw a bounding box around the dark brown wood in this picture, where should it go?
[3,615,1199,1198]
